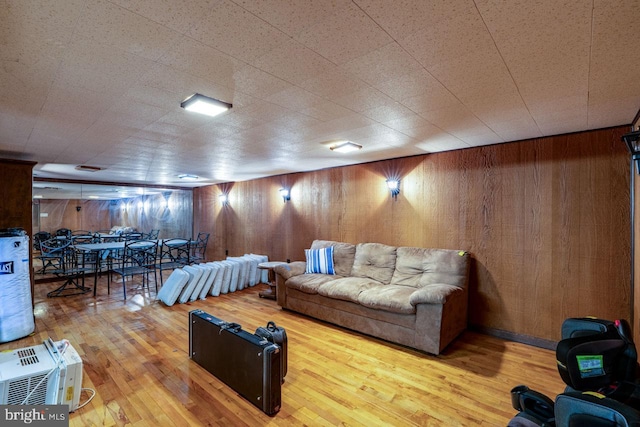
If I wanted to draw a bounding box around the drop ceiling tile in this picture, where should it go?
[361,101,417,124]
[32,111,94,141]
[0,112,36,144]
[295,1,393,65]
[140,63,235,105]
[158,36,242,86]
[395,83,460,116]
[357,0,468,41]
[234,100,292,125]
[418,105,494,141]
[56,40,156,95]
[267,112,324,133]
[1,0,85,53]
[340,42,423,87]
[333,87,393,114]
[588,95,640,129]
[110,0,220,34]
[40,85,117,122]
[73,0,182,61]
[307,113,377,139]
[187,0,290,63]
[233,0,348,38]
[266,86,325,111]
[253,38,335,85]
[415,133,470,153]
[426,49,515,106]
[233,65,292,99]
[400,8,494,70]
[301,101,355,122]
[538,115,590,137]
[300,68,369,102]
[382,114,433,133]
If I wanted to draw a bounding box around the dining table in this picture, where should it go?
[73,239,189,296]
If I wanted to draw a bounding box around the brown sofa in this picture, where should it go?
[274,240,471,355]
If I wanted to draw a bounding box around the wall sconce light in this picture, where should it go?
[622,130,640,174]
[279,188,290,202]
[386,179,400,199]
[219,193,229,206]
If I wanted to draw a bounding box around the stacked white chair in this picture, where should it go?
[156,253,271,306]
[218,260,234,294]
[178,265,203,304]
[226,260,241,293]
[157,269,189,306]
[198,263,219,299]
[245,253,269,284]
[226,256,253,290]
[188,264,212,302]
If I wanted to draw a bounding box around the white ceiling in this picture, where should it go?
[2,0,639,189]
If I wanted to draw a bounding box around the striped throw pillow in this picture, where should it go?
[305,246,335,274]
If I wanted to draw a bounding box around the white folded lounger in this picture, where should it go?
[189,264,212,302]
[198,263,219,299]
[157,269,189,306]
[178,265,203,304]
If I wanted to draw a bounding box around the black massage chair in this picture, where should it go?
[508,317,640,427]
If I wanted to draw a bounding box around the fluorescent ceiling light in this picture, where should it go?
[75,165,103,172]
[181,93,232,117]
[89,195,99,199]
[33,195,43,199]
[178,174,199,181]
[329,141,362,153]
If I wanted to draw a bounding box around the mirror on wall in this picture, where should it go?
[32,181,194,240]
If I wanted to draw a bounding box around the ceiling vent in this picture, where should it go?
[75,165,103,172]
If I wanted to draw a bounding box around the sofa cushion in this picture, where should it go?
[317,277,384,303]
[286,274,342,295]
[311,240,355,277]
[391,247,469,288]
[357,284,416,314]
[305,246,335,274]
[351,243,397,285]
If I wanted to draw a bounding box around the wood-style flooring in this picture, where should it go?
[1,272,566,426]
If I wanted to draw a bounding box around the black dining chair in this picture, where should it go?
[155,238,191,285]
[33,231,52,252]
[56,228,72,239]
[111,239,159,300]
[37,237,68,275]
[190,232,210,264]
[44,242,92,297]
[145,229,159,239]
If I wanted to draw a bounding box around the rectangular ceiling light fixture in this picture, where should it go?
[181,93,232,117]
[75,165,103,172]
[329,141,362,153]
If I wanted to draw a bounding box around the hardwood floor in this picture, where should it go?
[2,273,566,426]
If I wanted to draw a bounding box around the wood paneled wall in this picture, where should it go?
[193,127,631,342]
[0,159,36,302]
[0,159,35,234]
[35,199,112,233]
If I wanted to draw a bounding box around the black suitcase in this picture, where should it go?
[255,321,288,383]
[189,309,282,416]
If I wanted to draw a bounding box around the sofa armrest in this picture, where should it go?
[275,261,305,307]
[409,284,462,306]
[274,261,306,280]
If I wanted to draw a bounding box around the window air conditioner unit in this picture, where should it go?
[0,338,83,412]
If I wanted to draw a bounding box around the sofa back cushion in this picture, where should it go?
[310,240,355,277]
[351,243,397,285]
[390,247,470,289]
